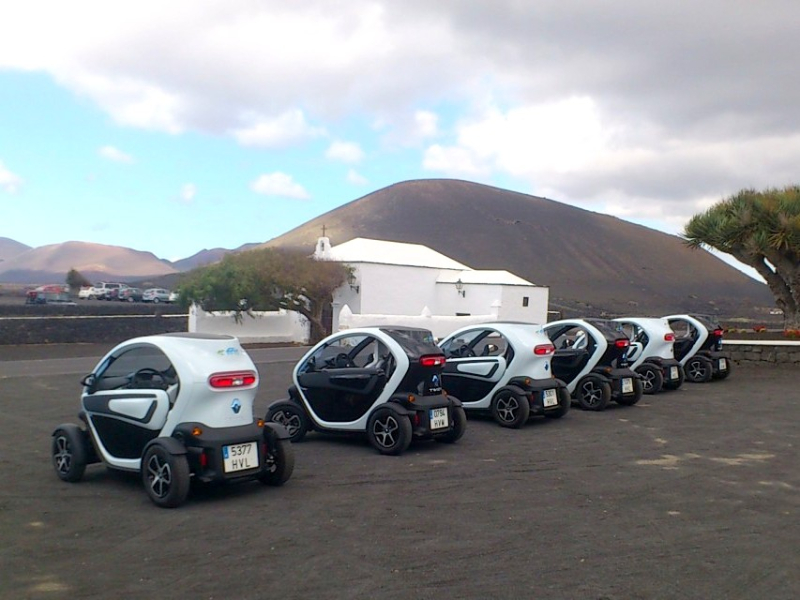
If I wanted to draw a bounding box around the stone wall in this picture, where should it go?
[0,314,187,345]
[723,341,800,366]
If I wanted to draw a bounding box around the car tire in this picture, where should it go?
[142,443,191,508]
[576,376,611,411]
[436,405,467,443]
[685,356,713,383]
[490,385,531,428]
[545,388,571,419]
[52,424,89,482]
[637,364,664,395]
[367,407,413,455]
[266,401,309,443]
[616,377,643,406]
[260,437,295,486]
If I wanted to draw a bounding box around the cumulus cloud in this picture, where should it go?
[250,172,310,199]
[346,169,368,185]
[0,160,22,193]
[326,141,365,164]
[232,109,325,148]
[99,145,134,163]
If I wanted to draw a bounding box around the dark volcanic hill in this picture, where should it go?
[0,237,31,264]
[264,179,773,318]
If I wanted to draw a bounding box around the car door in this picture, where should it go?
[81,345,174,461]
[296,333,391,423]
[439,328,508,405]
[545,324,594,385]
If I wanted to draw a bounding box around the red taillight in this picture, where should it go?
[713,329,724,338]
[199,451,208,468]
[614,339,630,349]
[208,371,257,388]
[420,355,446,367]
[664,333,675,342]
[534,344,555,356]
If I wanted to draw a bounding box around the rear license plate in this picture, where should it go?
[429,408,449,429]
[719,358,727,371]
[622,378,634,394]
[543,388,558,407]
[222,442,258,473]
[670,366,679,380]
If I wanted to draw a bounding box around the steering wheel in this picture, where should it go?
[459,344,476,357]
[334,353,356,368]
[131,367,167,389]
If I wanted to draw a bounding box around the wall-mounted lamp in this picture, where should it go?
[455,278,466,297]
[347,272,360,294]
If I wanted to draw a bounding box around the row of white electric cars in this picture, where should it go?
[51,315,730,508]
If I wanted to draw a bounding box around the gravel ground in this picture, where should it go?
[0,350,798,600]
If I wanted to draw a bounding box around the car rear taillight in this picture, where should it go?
[208,371,257,388]
[420,355,446,367]
[534,344,555,356]
[713,329,724,338]
[664,333,675,342]
[614,339,630,349]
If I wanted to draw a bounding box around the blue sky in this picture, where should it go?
[1,2,798,273]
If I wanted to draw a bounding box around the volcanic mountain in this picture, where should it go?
[264,179,773,318]
[0,241,177,284]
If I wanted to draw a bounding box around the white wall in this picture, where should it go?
[498,285,549,323]
[189,304,310,344]
[337,305,499,341]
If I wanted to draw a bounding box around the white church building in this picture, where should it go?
[315,237,549,338]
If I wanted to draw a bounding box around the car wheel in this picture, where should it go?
[637,364,664,395]
[260,437,295,486]
[576,376,611,411]
[435,406,467,443]
[52,425,89,482]
[545,388,571,419]
[616,377,643,406]
[142,443,190,508]
[685,356,713,383]
[367,408,413,455]
[266,401,309,443]
[490,385,531,428]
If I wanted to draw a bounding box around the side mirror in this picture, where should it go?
[80,373,97,393]
[482,344,499,356]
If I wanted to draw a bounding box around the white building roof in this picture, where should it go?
[326,238,471,270]
[437,270,536,286]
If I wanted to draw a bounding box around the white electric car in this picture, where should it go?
[614,317,684,393]
[266,327,466,455]
[437,322,570,428]
[665,314,732,382]
[543,318,643,411]
[51,333,294,508]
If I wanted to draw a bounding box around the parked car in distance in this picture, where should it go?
[118,287,143,302]
[168,290,180,303]
[143,288,171,303]
[78,286,93,300]
[26,284,75,305]
[438,322,570,428]
[89,282,125,300]
[613,317,684,393]
[665,314,732,382]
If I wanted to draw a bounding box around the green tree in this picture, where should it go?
[177,248,350,342]
[65,268,92,293]
[683,185,800,327]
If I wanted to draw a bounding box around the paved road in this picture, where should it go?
[0,351,798,600]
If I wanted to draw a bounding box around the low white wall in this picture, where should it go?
[337,306,501,341]
[189,304,310,344]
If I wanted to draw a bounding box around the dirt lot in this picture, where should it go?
[0,351,798,600]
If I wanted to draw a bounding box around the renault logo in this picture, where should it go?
[231,399,241,414]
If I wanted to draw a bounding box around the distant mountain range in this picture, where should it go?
[0,179,774,318]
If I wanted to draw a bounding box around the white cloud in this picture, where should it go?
[0,160,22,193]
[180,183,196,204]
[346,169,368,185]
[99,145,134,163]
[232,109,325,147]
[414,110,439,139]
[326,141,365,164]
[250,172,310,199]
[422,144,490,178]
